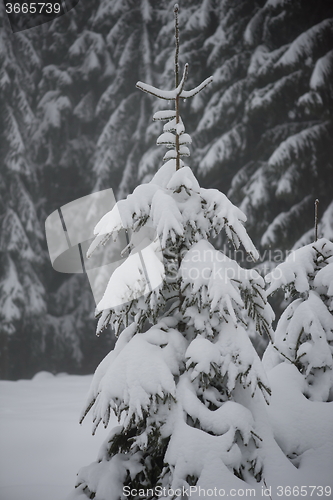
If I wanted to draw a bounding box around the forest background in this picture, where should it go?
[1,0,332,380]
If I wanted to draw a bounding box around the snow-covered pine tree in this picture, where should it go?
[159,0,332,252]
[0,7,47,378]
[28,5,115,376]
[263,235,333,402]
[68,7,280,499]
[90,0,165,197]
[221,0,333,251]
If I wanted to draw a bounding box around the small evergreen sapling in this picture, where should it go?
[69,6,275,499]
[264,235,333,402]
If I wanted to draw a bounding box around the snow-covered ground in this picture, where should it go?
[0,372,113,500]
[1,368,332,500]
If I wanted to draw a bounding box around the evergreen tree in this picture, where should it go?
[126,0,333,252]
[23,1,167,377]
[90,0,166,197]
[0,6,47,378]
[27,3,114,376]
[67,8,294,499]
[0,4,111,378]
[98,0,333,252]
[4,0,333,378]
[195,0,333,250]
[264,236,333,402]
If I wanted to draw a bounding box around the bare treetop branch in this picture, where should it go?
[136,4,213,170]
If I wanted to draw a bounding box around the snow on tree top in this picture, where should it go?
[136,24,213,173]
[166,166,200,194]
[150,158,177,187]
[88,165,259,261]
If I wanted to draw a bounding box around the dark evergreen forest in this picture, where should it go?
[1,0,332,379]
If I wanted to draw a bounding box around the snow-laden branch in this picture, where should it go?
[136,63,189,100]
[136,72,213,100]
[180,75,214,98]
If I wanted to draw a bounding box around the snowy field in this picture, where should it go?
[0,372,113,500]
[1,368,333,500]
